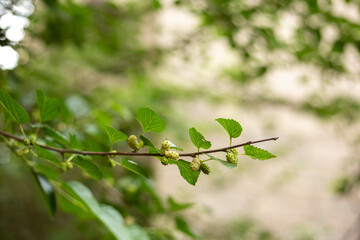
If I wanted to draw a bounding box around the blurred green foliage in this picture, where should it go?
[1,0,360,239]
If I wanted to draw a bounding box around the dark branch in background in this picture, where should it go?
[0,130,278,158]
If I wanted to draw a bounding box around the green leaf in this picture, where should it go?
[69,132,84,150]
[189,128,211,150]
[135,107,166,133]
[43,126,69,146]
[175,216,198,239]
[127,225,151,240]
[168,197,193,212]
[36,89,61,122]
[216,118,242,139]
[74,157,103,180]
[140,135,161,153]
[206,154,236,168]
[32,170,56,218]
[169,159,200,186]
[120,159,149,178]
[34,145,61,167]
[0,89,30,124]
[65,181,133,240]
[167,139,184,151]
[105,126,127,144]
[244,145,276,160]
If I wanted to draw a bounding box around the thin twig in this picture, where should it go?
[0,129,278,158]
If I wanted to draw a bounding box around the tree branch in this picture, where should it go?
[0,129,278,158]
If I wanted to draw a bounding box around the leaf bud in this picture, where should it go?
[190,157,201,171]
[127,135,140,151]
[165,150,179,160]
[200,162,210,175]
[161,140,171,154]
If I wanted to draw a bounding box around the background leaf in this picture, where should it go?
[105,126,127,144]
[189,128,211,150]
[32,170,56,219]
[65,181,134,240]
[120,159,149,178]
[69,132,84,150]
[34,145,61,167]
[43,126,69,146]
[74,157,103,180]
[244,145,276,160]
[215,118,242,139]
[206,154,236,169]
[168,197,193,212]
[175,216,199,239]
[36,89,61,122]
[135,107,166,133]
[0,89,30,124]
[169,159,200,186]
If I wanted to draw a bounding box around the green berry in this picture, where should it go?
[139,140,144,148]
[226,150,238,166]
[190,157,201,171]
[16,148,29,157]
[108,158,116,168]
[165,150,179,160]
[161,140,171,154]
[7,139,18,148]
[200,162,210,175]
[160,157,169,166]
[229,148,238,155]
[61,162,67,172]
[110,150,117,157]
[24,138,31,146]
[66,161,73,169]
[127,135,140,151]
[29,134,37,143]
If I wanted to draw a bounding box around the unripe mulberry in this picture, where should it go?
[200,162,210,175]
[165,150,179,160]
[160,157,169,166]
[228,148,238,155]
[16,148,29,157]
[226,150,238,166]
[127,135,140,151]
[190,157,201,171]
[66,161,73,169]
[108,158,116,168]
[29,134,37,143]
[161,140,171,154]
[24,138,31,146]
[61,162,67,172]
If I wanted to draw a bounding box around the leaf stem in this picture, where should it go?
[19,125,27,138]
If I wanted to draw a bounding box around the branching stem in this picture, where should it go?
[0,129,278,158]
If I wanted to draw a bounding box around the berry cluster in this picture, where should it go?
[159,140,180,165]
[190,157,210,175]
[226,148,238,166]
